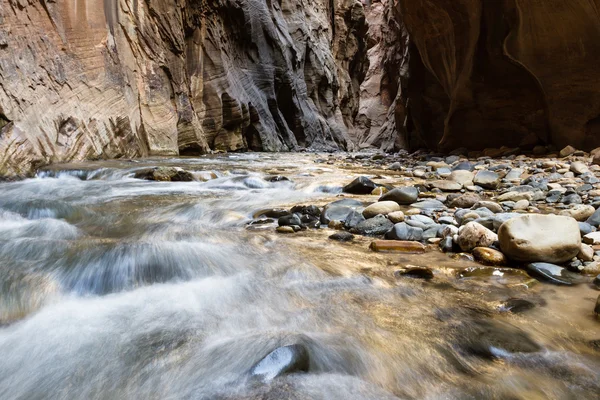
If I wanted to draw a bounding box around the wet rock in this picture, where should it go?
[524,263,586,285]
[134,167,194,182]
[343,210,366,230]
[351,215,393,236]
[385,223,423,241]
[362,201,401,219]
[257,209,290,219]
[343,176,377,194]
[395,266,434,280]
[473,247,507,266]
[498,215,581,263]
[329,232,354,242]
[320,199,363,225]
[278,214,302,227]
[449,193,480,208]
[439,237,454,252]
[276,226,296,234]
[369,240,426,253]
[456,319,541,359]
[560,204,596,221]
[473,170,500,189]
[458,222,498,252]
[498,298,535,313]
[387,211,405,223]
[380,187,419,205]
[264,175,290,182]
[290,205,320,217]
[250,344,309,381]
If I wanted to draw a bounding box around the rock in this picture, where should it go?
[320,199,363,225]
[456,319,541,359]
[563,193,583,205]
[498,298,536,313]
[473,247,507,266]
[570,161,589,174]
[250,344,309,381]
[439,237,454,252]
[278,214,302,227]
[449,170,474,185]
[579,244,595,261]
[362,201,401,219]
[560,204,596,221]
[579,222,596,236]
[504,168,523,182]
[452,161,474,171]
[498,214,581,263]
[473,170,500,189]
[255,209,290,219]
[524,263,586,285]
[411,199,447,210]
[328,220,344,230]
[388,162,402,171]
[134,167,194,182]
[594,275,600,289]
[290,205,321,217]
[369,240,426,253]
[586,207,600,227]
[371,187,388,196]
[394,266,434,280]
[457,222,498,252]
[385,223,424,241]
[343,176,378,194]
[583,232,600,245]
[351,215,393,236]
[276,226,296,234]
[329,232,354,242]
[473,201,503,214]
[497,191,533,202]
[595,296,600,316]
[559,145,577,158]
[449,193,480,208]
[387,211,405,224]
[431,180,462,192]
[343,210,366,230]
[380,187,419,205]
[513,199,529,210]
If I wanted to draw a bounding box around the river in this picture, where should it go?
[0,153,598,399]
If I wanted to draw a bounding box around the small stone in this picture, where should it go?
[278,214,302,227]
[583,232,600,245]
[362,201,401,219]
[329,231,354,242]
[473,201,503,213]
[570,161,589,175]
[497,191,533,202]
[431,180,462,192]
[579,243,595,261]
[513,199,529,210]
[524,262,586,285]
[369,240,426,253]
[559,145,577,158]
[473,247,507,266]
[586,207,600,227]
[387,211,405,223]
[498,298,535,313]
[450,170,475,185]
[343,176,378,194]
[457,222,498,252]
[410,199,447,210]
[449,193,480,208]
[371,187,388,196]
[560,204,596,221]
[439,236,454,252]
[473,170,500,189]
[405,208,421,216]
[328,220,344,230]
[352,215,393,236]
[343,210,366,230]
[380,187,419,205]
[276,226,295,234]
[385,222,424,241]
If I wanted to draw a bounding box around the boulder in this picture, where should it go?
[457,222,498,252]
[380,187,419,205]
[498,215,581,263]
[343,176,378,194]
[362,201,401,219]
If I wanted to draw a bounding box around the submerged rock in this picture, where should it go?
[395,266,434,280]
[498,214,581,263]
[329,232,354,242]
[524,263,586,285]
[250,344,310,381]
[134,167,194,182]
[369,240,426,253]
[498,298,536,313]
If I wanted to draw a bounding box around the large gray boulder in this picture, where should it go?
[498,215,581,263]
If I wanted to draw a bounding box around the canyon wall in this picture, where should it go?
[0,0,367,177]
[377,0,600,153]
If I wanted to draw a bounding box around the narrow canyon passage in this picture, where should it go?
[0,153,598,399]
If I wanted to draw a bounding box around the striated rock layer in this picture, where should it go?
[0,0,368,177]
[376,0,600,153]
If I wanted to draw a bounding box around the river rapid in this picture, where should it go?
[0,153,598,399]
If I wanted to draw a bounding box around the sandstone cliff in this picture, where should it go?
[0,0,367,176]
[379,0,600,153]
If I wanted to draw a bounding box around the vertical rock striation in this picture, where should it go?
[0,0,368,177]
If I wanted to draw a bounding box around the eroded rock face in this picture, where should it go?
[0,0,368,176]
[374,0,600,153]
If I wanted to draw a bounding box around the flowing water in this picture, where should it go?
[0,153,598,399]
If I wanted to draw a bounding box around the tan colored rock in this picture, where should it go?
[363,201,401,219]
[578,244,594,262]
[450,170,475,185]
[560,205,596,221]
[498,214,581,263]
[473,247,508,266]
[277,226,296,234]
[387,211,405,224]
[457,222,498,252]
[583,232,600,245]
[369,240,426,253]
[560,146,577,158]
[431,180,462,192]
[570,161,589,175]
[371,187,388,196]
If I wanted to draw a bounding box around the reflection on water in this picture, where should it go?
[0,153,598,399]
